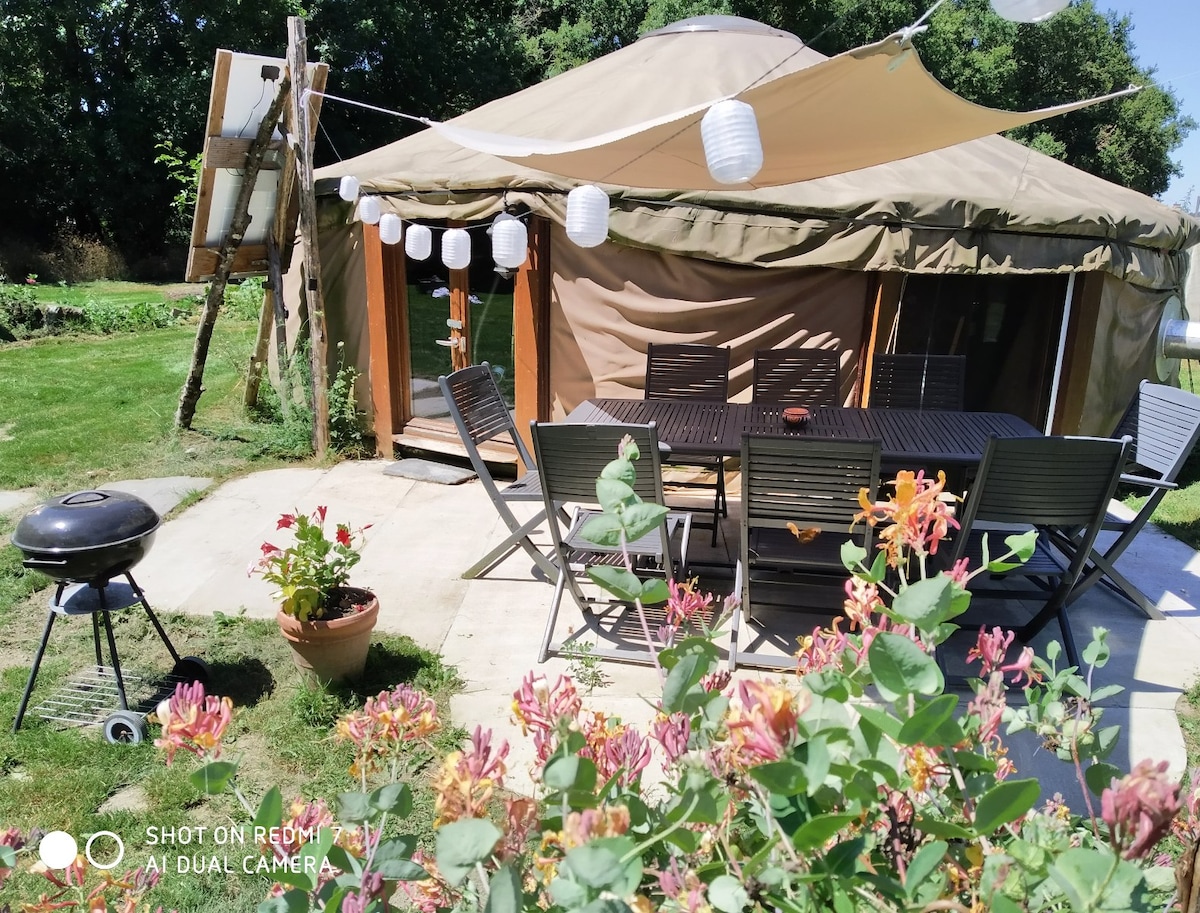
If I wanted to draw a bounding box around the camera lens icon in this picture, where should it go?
[38,830,124,870]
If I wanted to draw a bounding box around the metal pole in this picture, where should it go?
[1044,272,1075,434]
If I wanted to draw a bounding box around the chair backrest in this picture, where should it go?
[752,348,841,406]
[952,435,1130,555]
[439,363,535,475]
[871,354,966,411]
[531,421,667,505]
[1113,380,1200,482]
[644,343,731,402]
[740,435,882,534]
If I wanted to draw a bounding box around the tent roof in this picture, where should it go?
[317,15,1200,289]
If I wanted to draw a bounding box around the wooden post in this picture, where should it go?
[363,222,411,456]
[175,75,290,430]
[447,221,471,372]
[513,215,552,456]
[289,16,330,457]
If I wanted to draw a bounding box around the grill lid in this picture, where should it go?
[12,490,161,553]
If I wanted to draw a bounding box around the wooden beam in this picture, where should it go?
[187,244,269,279]
[203,136,285,170]
[514,215,551,457]
[289,16,330,457]
[363,223,411,456]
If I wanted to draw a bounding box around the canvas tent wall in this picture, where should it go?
[303,15,1200,455]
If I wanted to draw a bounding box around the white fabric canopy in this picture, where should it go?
[432,29,1136,190]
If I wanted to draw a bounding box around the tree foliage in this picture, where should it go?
[0,0,1191,279]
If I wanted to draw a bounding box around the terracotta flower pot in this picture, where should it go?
[276,586,379,687]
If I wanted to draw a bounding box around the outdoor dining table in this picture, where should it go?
[564,398,1042,467]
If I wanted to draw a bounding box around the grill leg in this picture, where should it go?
[95,586,131,712]
[13,609,58,732]
[124,573,181,664]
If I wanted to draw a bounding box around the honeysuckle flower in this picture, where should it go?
[665,578,714,627]
[967,626,1040,687]
[843,576,883,629]
[856,469,959,563]
[433,726,509,825]
[1102,759,1182,860]
[727,679,809,766]
[153,680,233,764]
[966,671,1008,749]
[583,714,651,786]
[336,683,441,777]
[398,850,455,913]
[511,672,581,765]
[652,711,691,766]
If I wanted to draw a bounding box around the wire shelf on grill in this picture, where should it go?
[31,665,188,729]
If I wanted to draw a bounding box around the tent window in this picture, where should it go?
[892,273,1069,428]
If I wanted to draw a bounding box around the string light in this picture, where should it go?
[378,213,402,245]
[441,228,472,269]
[565,185,610,248]
[358,196,381,225]
[405,224,433,260]
[338,175,360,202]
[701,100,763,184]
[491,217,528,269]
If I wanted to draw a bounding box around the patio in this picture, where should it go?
[126,457,1200,799]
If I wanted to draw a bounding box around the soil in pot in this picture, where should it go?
[276,586,379,687]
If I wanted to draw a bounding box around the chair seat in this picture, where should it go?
[749,526,863,571]
[949,527,1066,580]
[561,507,690,561]
[499,469,544,502]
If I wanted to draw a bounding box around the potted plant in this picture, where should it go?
[249,505,377,686]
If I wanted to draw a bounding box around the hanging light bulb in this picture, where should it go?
[405,224,432,260]
[338,175,360,202]
[701,100,763,185]
[442,228,472,269]
[378,213,402,245]
[989,0,1070,22]
[491,217,528,269]
[565,185,610,248]
[358,196,381,225]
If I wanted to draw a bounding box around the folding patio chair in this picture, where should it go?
[752,348,842,406]
[439,363,557,580]
[944,434,1131,666]
[871,354,966,411]
[1067,380,1200,618]
[531,420,693,663]
[731,435,882,671]
[645,342,732,546]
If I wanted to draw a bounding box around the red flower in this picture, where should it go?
[336,525,352,547]
[276,513,296,530]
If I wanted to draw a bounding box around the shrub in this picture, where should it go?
[37,225,126,283]
[0,285,43,338]
[79,297,178,333]
[224,276,267,321]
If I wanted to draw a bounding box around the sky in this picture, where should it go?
[1099,0,1200,208]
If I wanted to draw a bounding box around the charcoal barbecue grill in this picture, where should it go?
[10,489,207,742]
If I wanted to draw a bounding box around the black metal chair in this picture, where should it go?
[752,348,842,406]
[1067,380,1200,618]
[530,421,693,664]
[644,342,732,546]
[944,434,1131,666]
[439,363,557,580]
[871,354,966,411]
[731,435,882,671]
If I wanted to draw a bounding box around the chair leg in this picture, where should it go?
[538,571,571,663]
[463,508,556,580]
[1069,551,1166,621]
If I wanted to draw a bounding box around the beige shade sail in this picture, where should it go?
[432,26,1135,190]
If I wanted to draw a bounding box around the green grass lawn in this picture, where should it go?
[407,284,515,401]
[25,279,200,310]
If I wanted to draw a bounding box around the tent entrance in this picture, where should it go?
[889,273,1070,430]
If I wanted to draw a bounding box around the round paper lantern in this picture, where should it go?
[338,175,360,202]
[442,228,472,269]
[565,185,610,248]
[378,213,402,246]
[358,196,381,225]
[491,218,528,269]
[405,224,432,260]
[989,0,1070,22]
[701,100,763,184]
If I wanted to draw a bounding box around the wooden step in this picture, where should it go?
[392,418,518,466]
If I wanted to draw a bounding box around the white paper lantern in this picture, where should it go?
[565,185,610,248]
[358,196,381,225]
[405,224,432,260]
[491,218,528,269]
[990,0,1070,22]
[442,228,472,269]
[338,175,360,202]
[701,100,763,185]
[378,213,402,245]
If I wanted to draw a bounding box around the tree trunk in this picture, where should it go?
[176,76,291,430]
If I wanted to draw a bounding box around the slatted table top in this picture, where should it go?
[565,399,1042,465]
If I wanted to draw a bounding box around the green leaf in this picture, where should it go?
[435,819,502,886]
[563,844,626,890]
[903,841,947,898]
[1049,849,1149,912]
[662,652,707,714]
[709,874,750,912]
[371,782,412,817]
[1082,629,1111,668]
[274,827,333,891]
[854,704,902,738]
[189,760,237,795]
[991,894,1023,913]
[548,876,590,908]
[256,889,309,913]
[336,791,373,825]
[254,786,283,834]
[580,513,626,547]
[891,575,954,631]
[841,540,869,571]
[324,845,362,877]
[374,857,427,880]
[867,633,943,702]
[640,578,670,605]
[987,529,1037,572]
[587,565,642,602]
[595,477,637,512]
[0,845,15,869]
[485,863,523,913]
[544,755,597,793]
[913,817,972,840]
[972,779,1040,835]
[792,812,857,851]
[802,736,831,796]
[749,759,808,796]
[896,694,960,746]
[620,501,670,543]
[601,453,637,479]
[1085,762,1122,797]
